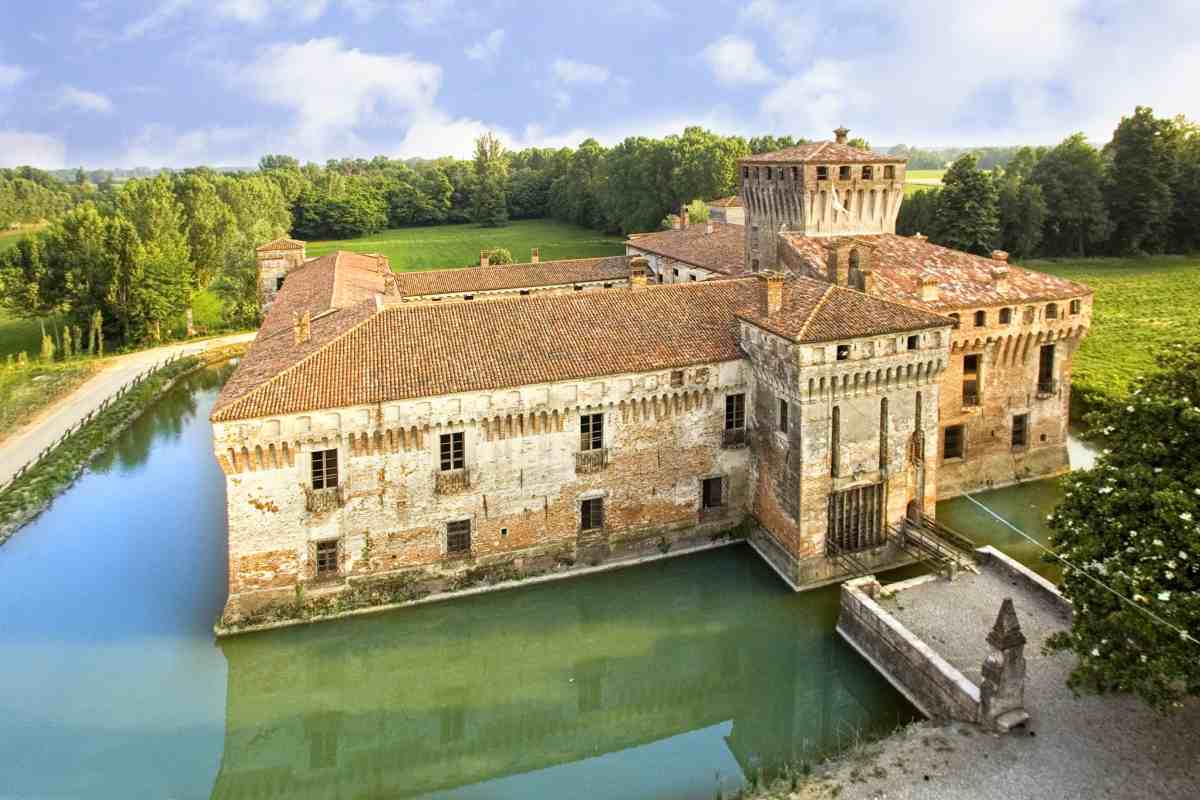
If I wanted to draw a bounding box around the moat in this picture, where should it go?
[0,364,1088,799]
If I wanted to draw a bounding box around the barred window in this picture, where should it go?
[447,520,471,554]
[581,497,605,531]
[580,413,604,451]
[724,394,745,430]
[440,432,464,471]
[315,539,339,577]
[311,448,338,489]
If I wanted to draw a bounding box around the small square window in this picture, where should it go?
[884,165,895,179]
[1046,303,1058,319]
[581,497,604,531]
[836,344,850,361]
[603,282,612,288]
[464,294,474,301]
[311,448,338,489]
[519,289,531,296]
[999,307,1013,324]
[574,285,583,291]
[964,354,980,374]
[862,165,874,180]
[447,519,471,554]
[670,370,684,387]
[689,275,697,282]
[816,166,829,181]
[838,165,851,180]
[440,432,464,471]
[943,425,964,460]
[672,268,679,278]
[315,539,339,577]
[906,335,919,351]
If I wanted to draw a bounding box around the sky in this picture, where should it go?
[0,0,1198,169]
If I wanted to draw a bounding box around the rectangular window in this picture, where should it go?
[702,476,724,509]
[672,268,679,278]
[836,344,850,361]
[275,275,286,291]
[838,165,851,180]
[862,165,874,180]
[1038,344,1056,394]
[779,398,789,433]
[724,394,746,430]
[447,519,471,554]
[581,497,604,531]
[884,165,895,179]
[315,539,339,577]
[519,289,531,296]
[440,432,465,471]
[670,370,684,387]
[1012,414,1029,449]
[906,335,919,351]
[816,166,829,181]
[311,448,338,489]
[1070,299,1081,315]
[580,413,604,451]
[464,294,474,301]
[963,354,980,374]
[943,425,964,460]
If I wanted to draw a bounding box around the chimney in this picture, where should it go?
[531,247,540,264]
[759,271,784,316]
[629,256,649,289]
[293,310,311,344]
[991,265,1010,290]
[912,232,928,243]
[834,126,850,145]
[919,276,940,302]
[705,220,714,235]
[861,269,876,296]
[671,214,681,230]
[480,249,490,268]
[990,249,1010,263]
[681,206,690,228]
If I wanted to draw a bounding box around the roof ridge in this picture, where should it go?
[213,300,381,420]
[796,283,835,340]
[811,141,829,158]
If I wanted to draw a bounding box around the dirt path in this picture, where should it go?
[0,332,254,487]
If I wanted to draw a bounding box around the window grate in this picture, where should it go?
[447,520,471,554]
[581,498,604,531]
[315,539,339,577]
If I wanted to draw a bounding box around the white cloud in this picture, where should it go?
[0,62,27,89]
[214,0,330,23]
[0,132,67,168]
[465,29,505,62]
[57,86,115,114]
[702,36,773,85]
[738,0,817,64]
[552,58,609,85]
[121,124,257,167]
[400,0,453,28]
[123,0,376,38]
[124,0,192,39]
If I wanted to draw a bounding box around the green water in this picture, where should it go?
[0,364,920,799]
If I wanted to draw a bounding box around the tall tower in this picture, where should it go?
[739,128,907,272]
[255,238,307,310]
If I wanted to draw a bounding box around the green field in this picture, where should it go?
[905,169,946,181]
[0,309,50,360]
[308,219,626,271]
[1029,256,1200,414]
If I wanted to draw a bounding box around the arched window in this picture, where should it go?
[849,248,861,271]
[831,406,841,478]
[1046,302,1058,319]
[974,310,986,327]
[999,307,1013,324]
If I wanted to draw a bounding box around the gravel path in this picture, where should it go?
[0,332,254,487]
[752,569,1200,800]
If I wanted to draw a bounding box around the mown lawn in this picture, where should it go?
[308,218,626,271]
[0,309,51,360]
[1028,255,1200,414]
[905,169,946,181]
[0,360,99,443]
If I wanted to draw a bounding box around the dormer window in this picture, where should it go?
[884,165,896,179]
[816,166,829,181]
[838,165,851,180]
[862,165,874,180]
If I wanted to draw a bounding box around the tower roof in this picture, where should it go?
[741,140,906,165]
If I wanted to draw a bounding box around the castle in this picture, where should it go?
[212,130,1091,629]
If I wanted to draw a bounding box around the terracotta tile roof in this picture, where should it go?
[255,237,306,252]
[737,277,952,343]
[708,196,742,208]
[394,256,631,297]
[741,141,906,165]
[625,222,746,275]
[257,251,387,339]
[212,279,762,421]
[781,234,1092,312]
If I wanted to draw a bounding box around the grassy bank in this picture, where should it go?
[0,360,99,443]
[0,224,47,254]
[308,218,626,271]
[0,344,246,542]
[1028,255,1200,416]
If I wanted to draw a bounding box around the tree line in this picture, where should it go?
[0,170,290,347]
[898,107,1200,259]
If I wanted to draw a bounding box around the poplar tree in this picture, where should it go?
[1105,107,1178,255]
[933,154,999,255]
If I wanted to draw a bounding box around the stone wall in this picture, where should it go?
[837,576,981,721]
[623,246,717,284]
[936,296,1091,497]
[256,246,306,310]
[213,360,752,623]
[397,277,631,304]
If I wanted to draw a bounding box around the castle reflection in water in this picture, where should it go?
[212,547,917,798]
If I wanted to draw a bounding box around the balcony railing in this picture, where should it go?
[435,468,470,495]
[575,448,608,474]
[722,428,748,448]
[962,392,980,408]
[1036,378,1058,397]
[305,485,345,513]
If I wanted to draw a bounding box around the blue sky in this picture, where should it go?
[1,0,1198,168]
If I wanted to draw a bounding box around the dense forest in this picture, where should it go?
[1,106,1196,349]
[898,107,1200,259]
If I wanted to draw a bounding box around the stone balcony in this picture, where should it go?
[1036,378,1058,398]
[304,485,345,513]
[575,448,608,475]
[722,428,748,449]
[435,468,471,495]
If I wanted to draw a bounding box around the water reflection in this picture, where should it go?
[213,549,918,800]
